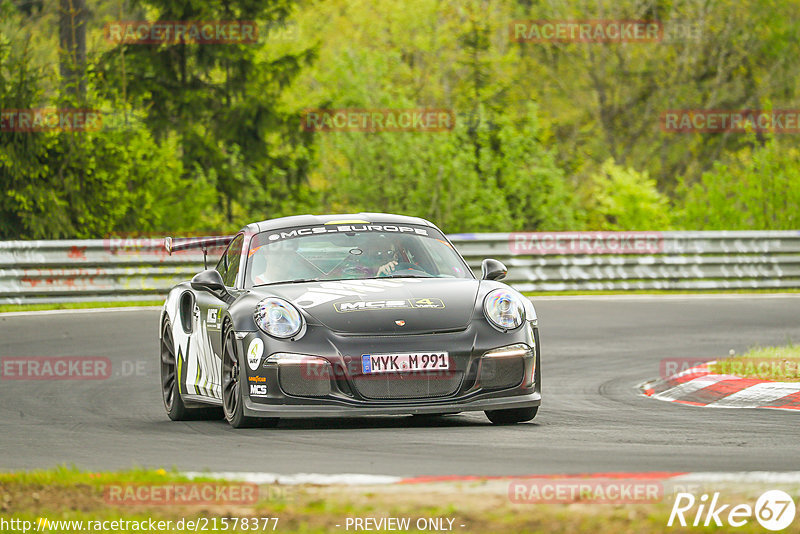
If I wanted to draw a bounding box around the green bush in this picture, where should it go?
[316,104,579,233]
[678,138,800,230]
[582,159,671,230]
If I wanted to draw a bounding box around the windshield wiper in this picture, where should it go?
[255,278,321,287]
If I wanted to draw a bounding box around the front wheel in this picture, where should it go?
[222,326,278,429]
[485,406,538,425]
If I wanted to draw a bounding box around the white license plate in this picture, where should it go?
[361,352,449,374]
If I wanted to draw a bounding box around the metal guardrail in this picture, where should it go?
[1,231,799,304]
[453,231,800,292]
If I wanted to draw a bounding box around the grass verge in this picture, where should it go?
[0,301,163,313]
[1,468,795,533]
[709,344,800,381]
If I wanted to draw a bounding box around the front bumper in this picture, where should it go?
[243,391,540,417]
[239,321,541,418]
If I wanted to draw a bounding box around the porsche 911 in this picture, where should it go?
[159,213,541,427]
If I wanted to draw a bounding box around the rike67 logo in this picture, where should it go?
[669,490,796,531]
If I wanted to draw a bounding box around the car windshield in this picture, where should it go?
[246,223,472,287]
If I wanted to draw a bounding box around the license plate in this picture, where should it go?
[361,352,449,374]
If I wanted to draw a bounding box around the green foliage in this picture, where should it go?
[0,109,223,239]
[583,159,671,230]
[0,12,221,239]
[678,139,800,230]
[315,104,578,233]
[96,0,317,226]
[2,0,800,237]
[508,0,800,194]
[301,0,578,232]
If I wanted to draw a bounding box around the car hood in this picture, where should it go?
[260,278,480,334]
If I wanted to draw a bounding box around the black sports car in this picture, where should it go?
[159,213,541,427]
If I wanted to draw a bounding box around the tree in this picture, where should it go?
[678,138,800,230]
[96,0,317,225]
[509,0,800,193]
[0,3,222,239]
[58,0,86,98]
[296,0,579,232]
[583,159,671,230]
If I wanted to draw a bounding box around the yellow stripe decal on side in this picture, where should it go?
[177,348,183,394]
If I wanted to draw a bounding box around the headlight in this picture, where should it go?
[254,298,304,339]
[483,289,526,330]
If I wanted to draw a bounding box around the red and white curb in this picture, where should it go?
[640,363,800,411]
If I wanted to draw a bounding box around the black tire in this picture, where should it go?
[485,406,538,425]
[221,325,279,429]
[160,320,191,420]
[161,321,223,421]
[221,325,253,428]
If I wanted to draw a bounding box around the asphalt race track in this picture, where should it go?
[2,295,799,476]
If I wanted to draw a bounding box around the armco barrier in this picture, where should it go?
[1,231,799,304]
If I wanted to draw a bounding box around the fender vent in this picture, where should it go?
[179,291,194,334]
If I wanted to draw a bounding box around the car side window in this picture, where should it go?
[221,235,244,287]
[214,253,226,279]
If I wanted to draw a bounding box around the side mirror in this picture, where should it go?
[191,269,226,293]
[481,258,507,281]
